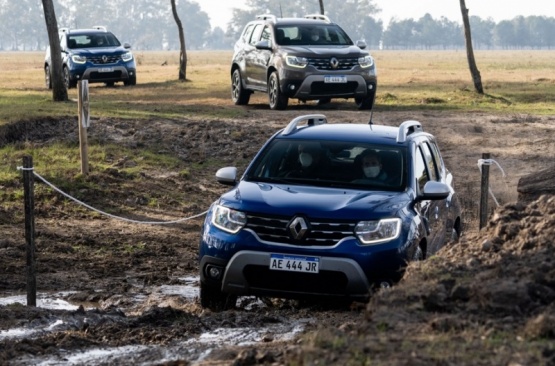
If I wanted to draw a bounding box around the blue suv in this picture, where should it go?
[44,26,136,89]
[199,114,462,310]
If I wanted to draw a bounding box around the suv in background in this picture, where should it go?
[231,14,377,110]
[44,26,136,89]
[199,114,462,310]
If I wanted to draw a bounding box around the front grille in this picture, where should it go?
[89,55,121,65]
[244,265,348,295]
[310,81,358,95]
[307,57,358,71]
[245,213,356,246]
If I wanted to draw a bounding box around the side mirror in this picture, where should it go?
[255,40,272,50]
[216,167,238,186]
[123,42,132,49]
[419,181,450,201]
[356,40,367,49]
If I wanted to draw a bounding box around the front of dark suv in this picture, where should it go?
[231,16,377,110]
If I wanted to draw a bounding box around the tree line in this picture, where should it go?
[1,0,554,51]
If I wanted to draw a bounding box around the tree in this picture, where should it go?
[459,0,483,94]
[41,0,67,101]
[318,0,324,15]
[170,0,187,80]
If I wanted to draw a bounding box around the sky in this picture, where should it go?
[199,0,555,29]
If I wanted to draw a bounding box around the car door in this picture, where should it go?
[244,24,264,88]
[251,25,273,89]
[412,140,447,256]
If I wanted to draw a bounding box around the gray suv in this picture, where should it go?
[231,14,378,110]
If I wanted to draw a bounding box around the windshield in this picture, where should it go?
[67,33,121,49]
[275,24,353,46]
[245,139,407,191]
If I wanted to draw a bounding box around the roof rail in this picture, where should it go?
[92,25,107,31]
[396,120,423,143]
[282,114,327,136]
[255,14,277,22]
[303,14,331,23]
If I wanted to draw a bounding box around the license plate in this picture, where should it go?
[270,254,319,273]
[324,75,347,83]
[99,67,113,73]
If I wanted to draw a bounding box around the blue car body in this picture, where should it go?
[199,115,462,310]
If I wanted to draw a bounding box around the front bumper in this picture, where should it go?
[69,64,136,83]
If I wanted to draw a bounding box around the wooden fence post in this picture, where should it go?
[23,155,36,306]
[479,152,490,230]
[78,80,90,175]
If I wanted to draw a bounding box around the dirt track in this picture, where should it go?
[1,106,554,365]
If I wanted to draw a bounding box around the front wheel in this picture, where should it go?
[231,69,250,105]
[124,75,136,86]
[63,66,77,89]
[200,282,237,311]
[268,71,288,110]
[355,90,376,110]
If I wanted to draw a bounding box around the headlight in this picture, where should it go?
[71,55,87,64]
[121,52,133,62]
[211,205,246,234]
[286,55,308,68]
[358,55,374,68]
[355,218,401,245]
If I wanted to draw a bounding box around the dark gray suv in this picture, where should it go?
[231,14,378,110]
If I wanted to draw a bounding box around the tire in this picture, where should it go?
[450,227,460,244]
[63,66,77,89]
[105,82,115,87]
[45,65,52,89]
[268,71,288,110]
[200,282,237,311]
[355,90,376,110]
[413,244,424,261]
[124,75,136,86]
[231,69,250,105]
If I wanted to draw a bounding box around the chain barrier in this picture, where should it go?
[17,166,208,224]
[477,158,507,207]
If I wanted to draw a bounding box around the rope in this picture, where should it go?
[17,167,208,225]
[477,158,507,207]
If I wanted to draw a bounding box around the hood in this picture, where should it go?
[219,181,409,220]
[72,47,128,57]
[280,45,367,57]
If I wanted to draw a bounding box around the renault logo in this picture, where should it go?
[289,216,308,240]
[102,55,108,63]
[330,57,339,69]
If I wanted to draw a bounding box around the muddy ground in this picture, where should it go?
[1,104,555,365]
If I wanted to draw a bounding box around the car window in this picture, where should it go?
[276,24,353,46]
[241,24,254,43]
[428,141,445,177]
[420,143,438,181]
[414,147,429,193]
[249,24,264,46]
[261,26,271,43]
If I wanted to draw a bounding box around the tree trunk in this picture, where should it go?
[171,0,187,81]
[459,0,483,94]
[319,0,325,15]
[41,0,67,101]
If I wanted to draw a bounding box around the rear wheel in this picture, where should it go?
[231,69,250,105]
[200,282,237,311]
[413,244,424,261]
[268,71,288,110]
[45,65,52,89]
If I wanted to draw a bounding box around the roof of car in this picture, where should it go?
[277,123,406,146]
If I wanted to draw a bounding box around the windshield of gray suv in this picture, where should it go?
[67,33,121,49]
[275,24,353,46]
[245,139,406,191]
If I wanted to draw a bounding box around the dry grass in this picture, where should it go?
[1,50,555,125]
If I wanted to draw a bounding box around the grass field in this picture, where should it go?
[0,50,554,125]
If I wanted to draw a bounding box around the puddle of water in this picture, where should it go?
[0,293,80,310]
[0,319,65,340]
